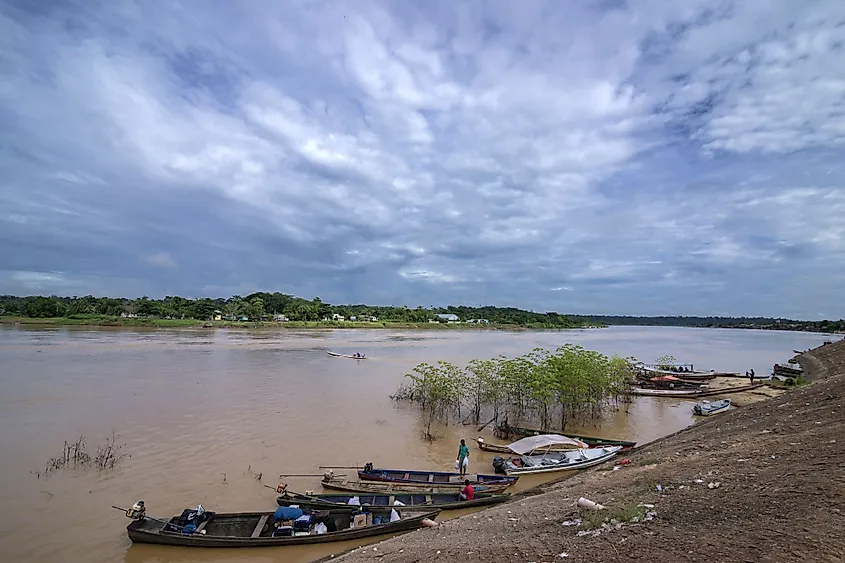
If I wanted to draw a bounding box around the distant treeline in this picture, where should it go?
[0,293,588,328]
[570,315,845,334]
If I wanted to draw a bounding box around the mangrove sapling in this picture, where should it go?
[655,354,678,370]
[402,361,464,439]
[395,344,636,439]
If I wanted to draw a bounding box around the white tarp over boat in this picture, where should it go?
[506,434,589,455]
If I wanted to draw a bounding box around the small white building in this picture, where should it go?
[435,313,460,323]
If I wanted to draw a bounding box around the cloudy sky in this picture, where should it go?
[2,1,844,318]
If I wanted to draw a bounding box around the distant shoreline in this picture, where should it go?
[0,316,598,331]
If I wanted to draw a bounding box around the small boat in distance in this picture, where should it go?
[358,462,518,488]
[327,351,367,359]
[320,476,511,494]
[276,490,509,511]
[116,501,439,548]
[693,398,731,416]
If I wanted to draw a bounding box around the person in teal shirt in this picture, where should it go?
[456,439,470,476]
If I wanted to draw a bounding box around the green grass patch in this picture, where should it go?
[580,503,647,530]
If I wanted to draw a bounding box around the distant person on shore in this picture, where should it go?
[456,439,470,476]
[459,479,474,501]
[749,369,755,384]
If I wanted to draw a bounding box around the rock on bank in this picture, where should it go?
[335,339,845,563]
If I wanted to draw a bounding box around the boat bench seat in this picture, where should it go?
[251,514,269,538]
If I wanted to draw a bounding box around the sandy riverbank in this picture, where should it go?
[332,339,845,563]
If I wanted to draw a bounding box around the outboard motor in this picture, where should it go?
[125,501,146,520]
[491,457,506,474]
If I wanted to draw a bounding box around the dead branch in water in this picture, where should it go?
[95,430,126,470]
[37,431,127,478]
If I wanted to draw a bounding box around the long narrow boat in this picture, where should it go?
[628,383,765,397]
[638,365,718,380]
[492,446,623,475]
[773,363,802,376]
[121,503,439,548]
[327,351,367,359]
[358,466,518,488]
[628,387,705,397]
[495,424,637,451]
[277,490,509,511]
[693,398,731,416]
[637,375,707,389]
[321,476,511,494]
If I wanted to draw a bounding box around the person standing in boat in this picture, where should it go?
[459,479,474,501]
[456,439,470,476]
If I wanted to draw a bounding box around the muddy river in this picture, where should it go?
[0,325,830,562]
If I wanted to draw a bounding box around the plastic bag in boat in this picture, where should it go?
[314,522,328,534]
[390,509,401,522]
[347,496,361,506]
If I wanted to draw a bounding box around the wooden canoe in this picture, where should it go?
[628,387,706,397]
[358,468,518,488]
[638,365,715,377]
[494,424,637,451]
[321,476,511,494]
[277,490,509,511]
[125,506,439,548]
[773,364,802,376]
[628,383,765,397]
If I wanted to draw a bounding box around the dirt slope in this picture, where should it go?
[336,340,845,563]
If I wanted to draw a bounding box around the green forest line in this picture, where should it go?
[0,293,590,329]
[1,294,842,333]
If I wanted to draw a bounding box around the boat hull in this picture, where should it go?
[321,477,511,494]
[126,508,439,548]
[495,446,622,475]
[693,398,731,416]
[277,491,508,511]
[358,469,518,488]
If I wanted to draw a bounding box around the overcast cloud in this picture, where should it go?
[1,0,844,318]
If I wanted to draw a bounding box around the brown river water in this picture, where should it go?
[0,325,831,563]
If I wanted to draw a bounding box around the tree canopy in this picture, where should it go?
[0,293,587,327]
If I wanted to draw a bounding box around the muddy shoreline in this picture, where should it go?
[328,340,845,563]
